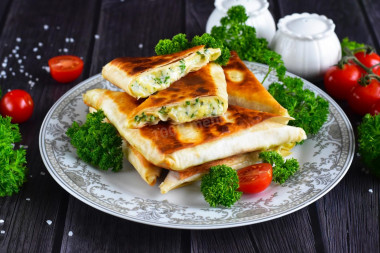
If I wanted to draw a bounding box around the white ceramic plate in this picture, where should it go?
[39,62,354,229]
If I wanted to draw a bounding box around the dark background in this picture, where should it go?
[0,0,379,252]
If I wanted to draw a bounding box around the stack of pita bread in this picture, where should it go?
[83,46,306,194]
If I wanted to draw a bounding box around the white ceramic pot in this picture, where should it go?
[206,0,276,44]
[270,13,341,80]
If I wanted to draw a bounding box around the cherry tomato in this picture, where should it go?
[0,89,34,123]
[348,80,380,115]
[237,163,272,194]
[48,55,84,83]
[324,64,361,100]
[370,100,380,116]
[355,51,380,75]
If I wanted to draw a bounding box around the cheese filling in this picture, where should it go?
[133,97,225,126]
[130,48,221,98]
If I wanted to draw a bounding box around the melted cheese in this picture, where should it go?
[132,97,225,127]
[130,48,220,98]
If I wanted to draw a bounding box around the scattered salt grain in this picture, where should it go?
[36,77,39,81]
[56,26,61,30]
[15,46,19,50]
[33,47,38,52]
[9,67,12,71]
[70,38,74,43]
[0,230,5,234]
[94,34,100,40]
[43,24,49,30]
[369,189,373,193]
[19,69,24,73]
[65,38,70,43]
[18,59,22,64]
[16,37,21,42]
[0,219,4,224]
[42,66,50,73]
[26,198,30,201]
[30,175,33,178]
[2,63,6,68]
[12,72,15,76]
[58,49,62,52]
[38,42,43,47]
[121,0,125,2]
[28,80,35,88]
[23,56,26,59]
[20,145,28,149]
[138,43,143,49]
[63,48,68,53]
[36,55,41,60]
[15,54,19,58]
[46,220,52,225]
[68,231,73,236]
[40,171,46,176]
[12,49,17,54]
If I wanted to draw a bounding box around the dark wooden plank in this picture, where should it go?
[61,0,186,251]
[60,198,183,253]
[0,0,99,251]
[275,1,380,252]
[185,0,214,38]
[191,227,258,253]
[90,0,186,75]
[248,209,318,252]
[360,0,380,50]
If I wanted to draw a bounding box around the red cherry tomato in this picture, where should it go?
[348,80,380,115]
[324,64,361,100]
[355,51,380,75]
[48,55,84,83]
[370,100,380,116]
[0,89,34,123]
[237,163,272,194]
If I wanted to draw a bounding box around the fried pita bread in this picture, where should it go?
[223,51,289,117]
[102,45,221,98]
[85,64,227,128]
[84,91,306,170]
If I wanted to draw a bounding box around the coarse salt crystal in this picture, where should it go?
[26,198,30,201]
[36,55,41,60]
[68,231,73,236]
[38,42,43,47]
[23,56,26,59]
[63,48,68,53]
[19,69,24,73]
[40,171,46,176]
[16,37,21,42]
[33,48,38,52]
[43,24,49,30]
[12,49,16,54]
[56,26,61,30]
[18,59,22,64]
[46,220,52,225]
[2,63,6,68]
[15,46,19,50]
[0,219,4,224]
[138,43,143,49]
[0,230,5,234]
[12,72,15,76]
[369,189,373,193]
[94,34,100,40]
[42,66,50,73]
[70,38,74,43]
[9,67,12,71]
[15,54,19,58]
[65,38,70,43]
[58,49,62,52]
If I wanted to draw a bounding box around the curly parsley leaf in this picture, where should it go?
[0,116,27,197]
[358,113,380,177]
[268,76,329,137]
[66,110,123,172]
[201,165,242,207]
[259,151,299,184]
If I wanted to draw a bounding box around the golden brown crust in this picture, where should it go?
[138,105,277,154]
[136,63,219,109]
[223,51,289,116]
[106,45,204,77]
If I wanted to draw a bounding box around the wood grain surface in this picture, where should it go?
[0,0,378,252]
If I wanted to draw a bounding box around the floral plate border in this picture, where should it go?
[39,62,354,229]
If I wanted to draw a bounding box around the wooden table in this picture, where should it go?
[0,0,379,252]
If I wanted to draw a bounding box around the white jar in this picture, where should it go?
[270,13,341,80]
[206,0,276,44]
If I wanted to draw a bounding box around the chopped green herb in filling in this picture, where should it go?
[159,106,168,115]
[179,59,186,73]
